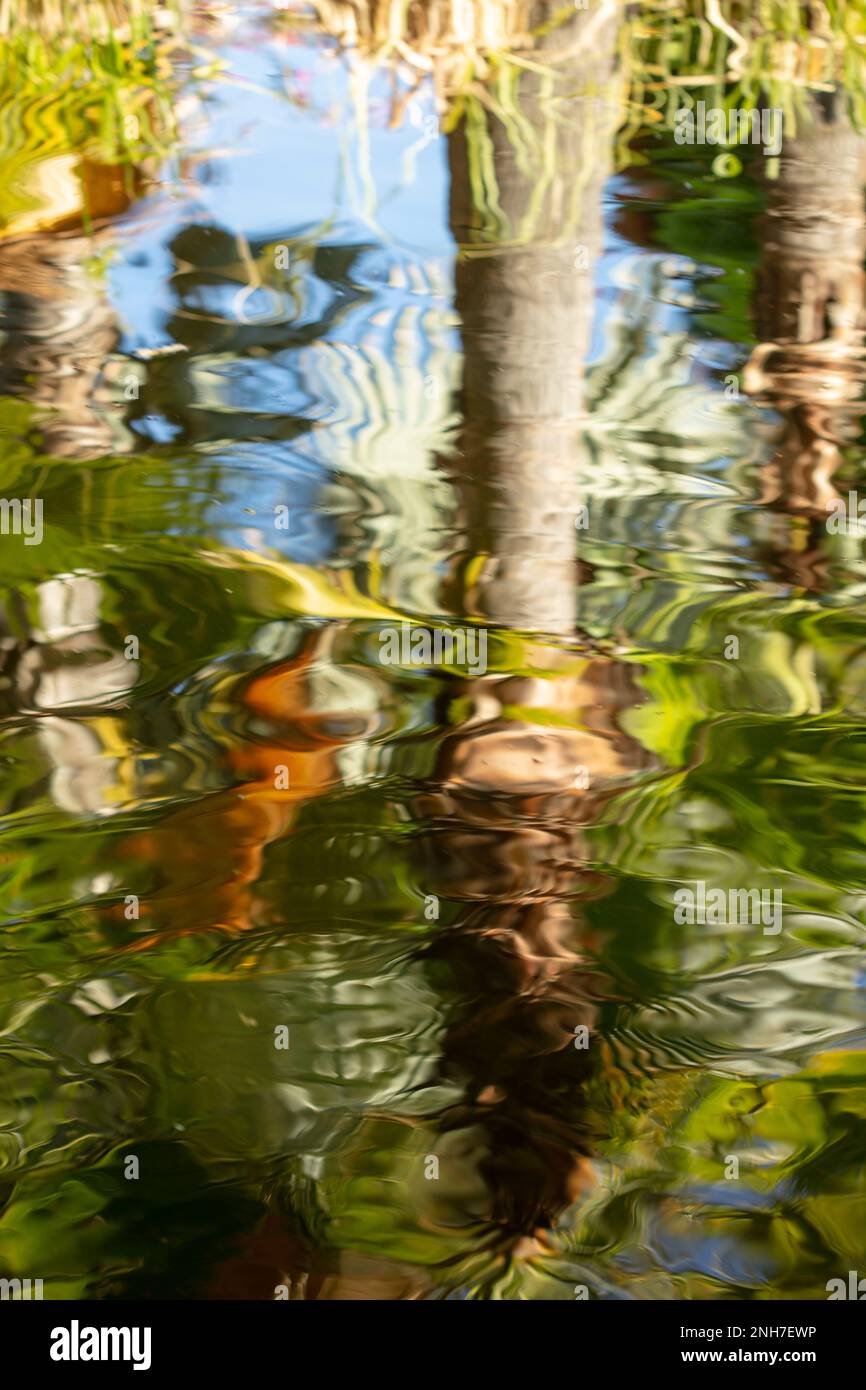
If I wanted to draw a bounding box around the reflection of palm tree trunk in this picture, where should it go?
[407,6,638,1284]
[446,6,620,633]
[745,97,866,587]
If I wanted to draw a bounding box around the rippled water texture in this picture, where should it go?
[1,1,865,1300]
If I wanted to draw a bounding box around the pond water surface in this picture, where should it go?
[0,2,865,1300]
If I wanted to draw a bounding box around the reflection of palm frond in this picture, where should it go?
[295,295,462,612]
[585,252,747,486]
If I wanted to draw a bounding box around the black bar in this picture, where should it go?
[3,1296,859,1377]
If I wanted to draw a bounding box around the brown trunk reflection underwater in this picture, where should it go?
[400,6,651,1285]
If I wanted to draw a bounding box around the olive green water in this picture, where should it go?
[0,4,865,1300]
